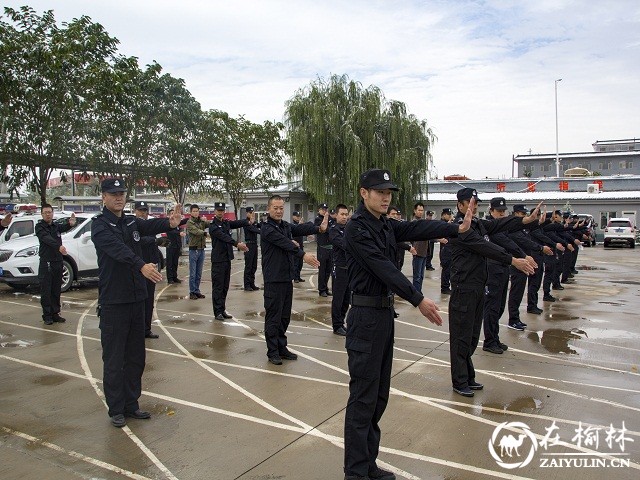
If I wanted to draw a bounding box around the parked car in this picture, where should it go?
[0,213,166,292]
[576,214,597,247]
[603,217,636,248]
[0,212,72,245]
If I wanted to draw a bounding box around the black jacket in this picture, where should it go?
[166,217,188,249]
[91,207,171,305]
[36,219,74,262]
[261,217,319,282]
[209,217,250,262]
[314,214,333,253]
[345,203,459,307]
[329,222,347,268]
[243,221,261,243]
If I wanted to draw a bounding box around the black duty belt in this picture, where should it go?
[245,241,257,244]
[350,293,394,308]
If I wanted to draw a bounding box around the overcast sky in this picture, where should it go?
[5,0,640,179]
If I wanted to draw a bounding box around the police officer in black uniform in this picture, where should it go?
[291,211,305,282]
[243,207,261,291]
[343,169,470,480]
[36,203,76,325]
[91,178,183,428]
[439,208,454,294]
[542,211,569,301]
[314,203,333,296]
[387,206,413,271]
[165,207,187,284]
[448,188,538,397]
[209,202,250,320]
[134,201,162,339]
[329,203,350,336]
[425,210,436,270]
[261,195,327,365]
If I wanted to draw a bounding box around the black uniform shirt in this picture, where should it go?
[166,217,188,249]
[449,212,525,288]
[314,214,334,250]
[488,230,526,264]
[91,207,171,305]
[243,222,261,243]
[509,228,544,256]
[36,219,74,262]
[345,203,459,307]
[329,222,347,268]
[260,217,319,282]
[292,220,304,248]
[209,217,250,262]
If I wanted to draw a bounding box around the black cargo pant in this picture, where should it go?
[243,242,258,288]
[144,279,155,335]
[166,246,180,282]
[440,255,451,290]
[39,259,63,322]
[543,253,559,294]
[508,264,527,324]
[293,246,304,280]
[483,263,509,348]
[425,240,435,268]
[527,252,544,309]
[317,248,332,294]
[263,281,293,359]
[331,266,350,331]
[344,305,394,478]
[212,260,231,316]
[449,284,484,389]
[99,302,145,417]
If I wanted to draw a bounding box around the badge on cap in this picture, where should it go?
[473,190,477,196]
[114,180,120,186]
[383,172,390,181]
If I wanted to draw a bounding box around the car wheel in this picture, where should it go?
[603,240,610,248]
[630,240,636,249]
[8,283,29,292]
[61,260,74,292]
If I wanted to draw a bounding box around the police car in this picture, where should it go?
[0,213,98,292]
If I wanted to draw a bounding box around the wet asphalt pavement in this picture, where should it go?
[1,243,639,479]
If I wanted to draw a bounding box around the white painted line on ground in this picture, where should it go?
[2,426,154,480]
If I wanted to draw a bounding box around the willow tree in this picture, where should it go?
[284,74,435,212]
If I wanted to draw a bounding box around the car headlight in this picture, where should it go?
[15,245,39,257]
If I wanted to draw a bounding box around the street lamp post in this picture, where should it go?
[555,78,562,177]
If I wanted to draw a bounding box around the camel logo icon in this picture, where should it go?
[488,421,538,469]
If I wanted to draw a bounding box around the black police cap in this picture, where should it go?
[245,206,254,213]
[457,188,480,202]
[318,203,328,210]
[490,197,507,210]
[554,209,562,215]
[292,211,300,216]
[562,211,571,218]
[442,208,453,215]
[214,202,226,210]
[512,204,528,214]
[134,200,148,210]
[359,169,399,191]
[101,178,127,193]
[425,210,434,216]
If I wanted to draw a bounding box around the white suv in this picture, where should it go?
[0,212,72,245]
[603,218,636,249]
[0,213,98,292]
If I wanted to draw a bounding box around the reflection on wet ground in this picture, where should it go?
[156,294,192,302]
[545,313,584,321]
[147,403,176,416]
[576,265,607,270]
[482,396,543,413]
[527,328,586,354]
[0,338,35,348]
[607,280,640,285]
[32,374,68,386]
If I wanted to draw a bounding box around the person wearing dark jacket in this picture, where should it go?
[439,208,454,294]
[542,211,569,301]
[91,178,183,428]
[165,208,187,284]
[209,202,250,320]
[260,195,327,365]
[36,204,76,325]
[482,198,530,353]
[134,201,162,339]
[242,207,261,291]
[448,189,537,397]
[314,203,333,296]
[291,211,305,282]
[343,169,470,480]
[329,204,350,336]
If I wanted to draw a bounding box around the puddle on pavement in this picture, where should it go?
[0,339,35,348]
[33,374,68,386]
[608,280,640,285]
[147,403,176,416]
[546,313,584,321]
[528,328,586,354]
[204,337,232,349]
[245,311,265,319]
[598,301,625,306]
[156,294,191,302]
[579,327,640,340]
[189,349,209,359]
[0,333,14,340]
[482,397,543,413]
[577,266,607,270]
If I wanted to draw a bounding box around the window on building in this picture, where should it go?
[629,161,633,169]
[607,162,612,170]
[584,163,591,170]
[620,161,626,169]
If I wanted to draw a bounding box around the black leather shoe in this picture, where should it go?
[125,409,151,419]
[52,314,66,323]
[441,287,452,294]
[145,332,159,339]
[326,291,333,296]
[251,286,260,291]
[222,312,233,319]
[44,318,54,325]
[453,386,474,397]
[196,292,205,298]
[543,294,556,302]
[552,285,565,291]
[499,342,508,351]
[215,314,226,321]
[189,293,199,299]
[345,476,370,480]
[319,291,328,297]
[527,307,543,314]
[244,287,254,291]
[425,266,435,271]
[482,345,503,354]
[334,327,347,336]
[280,351,298,360]
[111,414,126,427]
[468,381,484,390]
[268,356,283,365]
[173,278,182,283]
[293,279,300,283]
[369,466,396,480]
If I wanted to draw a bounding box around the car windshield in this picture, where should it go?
[609,220,631,228]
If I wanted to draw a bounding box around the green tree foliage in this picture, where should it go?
[0,6,119,203]
[285,74,435,212]
[202,110,286,218]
